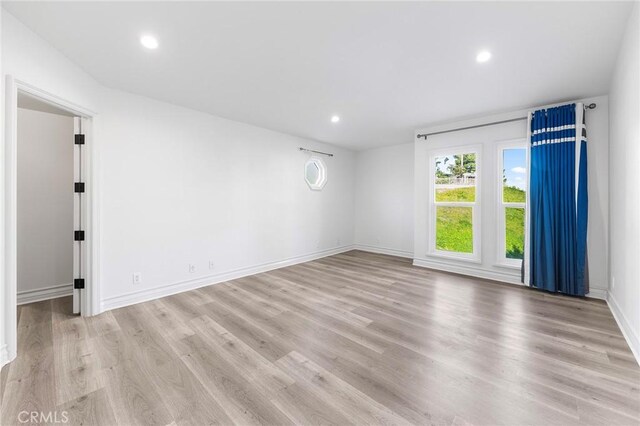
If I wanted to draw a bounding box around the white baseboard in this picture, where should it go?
[413,258,609,301]
[413,257,524,285]
[585,287,608,301]
[101,245,356,312]
[17,283,73,305]
[354,244,413,259]
[607,292,640,366]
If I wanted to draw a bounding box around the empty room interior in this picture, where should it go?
[0,1,639,425]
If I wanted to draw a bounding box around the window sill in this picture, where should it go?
[494,261,523,270]
[427,251,482,264]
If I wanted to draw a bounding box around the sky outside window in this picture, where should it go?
[503,149,526,190]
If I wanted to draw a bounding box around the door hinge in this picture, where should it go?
[74,278,85,289]
[75,182,85,193]
[74,230,85,241]
[75,134,85,145]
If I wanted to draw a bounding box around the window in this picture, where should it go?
[498,142,527,266]
[430,148,480,260]
[304,157,327,190]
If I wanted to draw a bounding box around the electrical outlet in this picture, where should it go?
[189,264,196,273]
[133,272,142,285]
[336,238,341,246]
[209,261,215,270]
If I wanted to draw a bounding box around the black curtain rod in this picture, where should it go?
[299,147,334,157]
[417,117,526,140]
[417,103,596,140]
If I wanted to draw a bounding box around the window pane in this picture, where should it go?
[436,206,473,253]
[502,149,526,202]
[505,207,525,259]
[435,153,476,202]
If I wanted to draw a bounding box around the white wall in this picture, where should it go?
[413,96,610,296]
[608,3,640,362]
[1,10,355,321]
[17,108,73,300]
[1,12,99,112]
[97,89,355,307]
[354,143,413,257]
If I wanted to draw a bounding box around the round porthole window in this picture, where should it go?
[304,157,327,190]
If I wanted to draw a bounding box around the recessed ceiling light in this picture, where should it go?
[140,35,159,50]
[331,115,340,123]
[476,50,491,63]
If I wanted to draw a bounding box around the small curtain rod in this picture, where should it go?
[299,147,334,157]
[417,103,596,140]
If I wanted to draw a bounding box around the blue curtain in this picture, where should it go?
[529,104,588,296]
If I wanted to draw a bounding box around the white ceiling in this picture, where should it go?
[3,1,633,150]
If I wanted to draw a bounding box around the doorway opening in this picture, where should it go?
[2,78,97,368]
[17,93,77,311]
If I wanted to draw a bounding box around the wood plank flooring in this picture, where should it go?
[1,250,639,425]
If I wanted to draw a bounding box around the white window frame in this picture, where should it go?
[496,139,527,268]
[428,145,482,262]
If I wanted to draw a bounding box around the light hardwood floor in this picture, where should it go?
[1,251,639,425]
